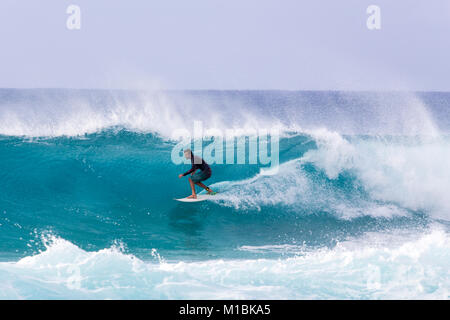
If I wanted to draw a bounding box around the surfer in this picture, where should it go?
[178,149,215,199]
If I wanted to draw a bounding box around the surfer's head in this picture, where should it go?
[183,149,192,159]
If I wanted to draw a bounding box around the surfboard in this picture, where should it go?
[174,194,212,202]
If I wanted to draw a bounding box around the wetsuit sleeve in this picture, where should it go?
[182,165,196,176]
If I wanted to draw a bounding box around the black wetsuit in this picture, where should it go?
[182,153,211,177]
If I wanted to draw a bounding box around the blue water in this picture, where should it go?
[0,89,449,299]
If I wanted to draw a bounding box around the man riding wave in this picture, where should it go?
[178,149,215,199]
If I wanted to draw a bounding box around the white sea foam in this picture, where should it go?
[210,155,410,219]
[0,90,444,138]
[0,91,286,138]
[0,229,448,299]
[302,129,450,221]
[209,126,450,221]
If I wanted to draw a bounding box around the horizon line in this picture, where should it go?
[0,87,450,94]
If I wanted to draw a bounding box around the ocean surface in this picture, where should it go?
[0,89,449,299]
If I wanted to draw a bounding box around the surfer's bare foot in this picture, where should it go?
[187,194,197,199]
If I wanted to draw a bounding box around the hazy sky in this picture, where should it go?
[1,1,449,90]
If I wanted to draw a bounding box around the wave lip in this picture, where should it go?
[0,89,448,138]
[0,90,288,138]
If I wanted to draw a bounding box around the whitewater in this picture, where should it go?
[0,89,449,299]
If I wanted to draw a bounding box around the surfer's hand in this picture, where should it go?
[178,174,183,178]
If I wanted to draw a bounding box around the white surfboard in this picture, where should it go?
[174,194,211,202]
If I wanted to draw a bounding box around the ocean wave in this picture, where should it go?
[210,157,410,219]
[1,90,449,299]
[303,129,450,221]
[211,128,450,221]
[0,229,448,299]
[0,90,287,138]
[0,89,446,138]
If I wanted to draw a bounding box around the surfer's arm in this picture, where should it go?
[182,166,196,176]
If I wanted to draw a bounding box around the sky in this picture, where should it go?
[0,0,449,91]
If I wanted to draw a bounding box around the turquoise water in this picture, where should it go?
[0,89,449,299]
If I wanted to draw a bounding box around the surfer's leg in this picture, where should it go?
[192,170,213,194]
[195,182,214,194]
[187,178,197,199]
